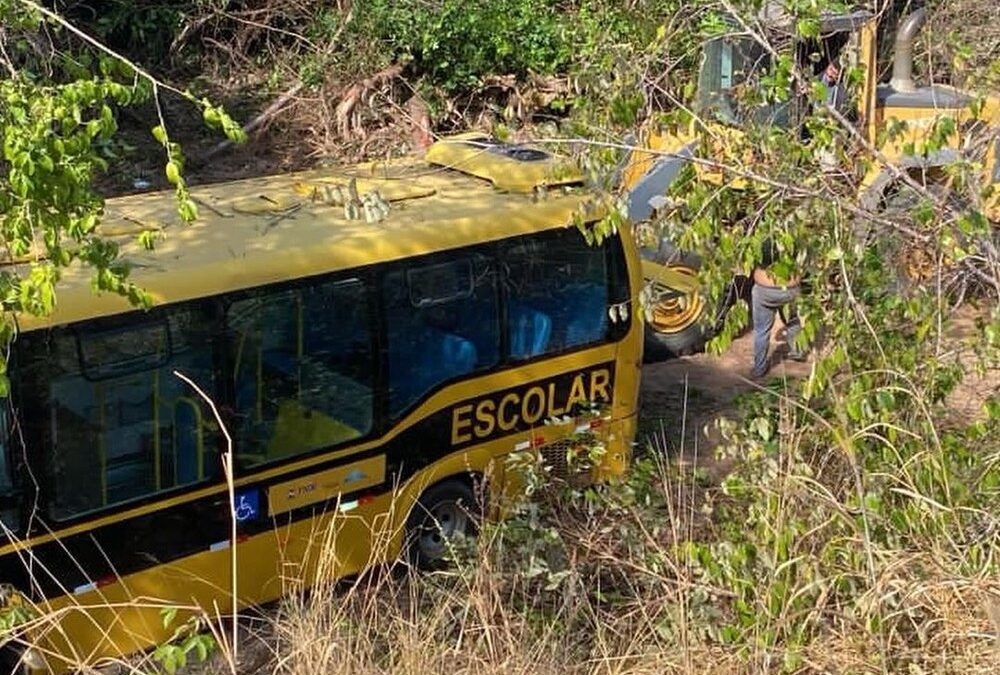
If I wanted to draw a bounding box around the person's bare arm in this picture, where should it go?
[753,267,800,287]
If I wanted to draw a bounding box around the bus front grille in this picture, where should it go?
[540,439,572,481]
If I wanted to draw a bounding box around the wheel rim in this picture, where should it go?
[417,500,469,561]
[881,181,954,288]
[648,265,705,334]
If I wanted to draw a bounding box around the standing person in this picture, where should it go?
[751,239,805,378]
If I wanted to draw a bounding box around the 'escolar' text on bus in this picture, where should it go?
[450,367,612,445]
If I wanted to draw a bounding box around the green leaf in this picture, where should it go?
[138,229,159,250]
[192,636,210,661]
[160,606,178,629]
[750,416,772,442]
[178,197,199,223]
[202,105,220,126]
[796,18,820,39]
[165,160,182,186]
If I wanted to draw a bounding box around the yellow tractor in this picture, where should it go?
[623,5,1000,356]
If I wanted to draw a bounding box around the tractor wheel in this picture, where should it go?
[874,180,970,295]
[642,243,707,359]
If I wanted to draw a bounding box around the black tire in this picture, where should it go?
[405,479,480,569]
[878,184,936,293]
[643,320,705,360]
[874,179,972,296]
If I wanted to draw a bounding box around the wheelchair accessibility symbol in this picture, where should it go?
[234,489,260,522]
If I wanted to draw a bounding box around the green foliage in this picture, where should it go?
[0,55,155,339]
[351,0,569,92]
[0,603,35,631]
[152,608,216,675]
[580,0,1000,668]
[346,0,682,97]
[454,424,615,597]
[690,368,1000,667]
[89,0,185,61]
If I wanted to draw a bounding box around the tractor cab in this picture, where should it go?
[695,9,873,132]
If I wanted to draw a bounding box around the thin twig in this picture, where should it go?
[0,29,18,78]
[172,370,238,674]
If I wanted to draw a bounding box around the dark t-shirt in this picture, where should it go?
[760,238,778,269]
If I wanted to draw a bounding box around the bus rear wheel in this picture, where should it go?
[406,479,480,569]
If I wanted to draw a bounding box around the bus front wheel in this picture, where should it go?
[406,479,480,569]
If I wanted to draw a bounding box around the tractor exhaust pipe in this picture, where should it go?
[889,8,928,93]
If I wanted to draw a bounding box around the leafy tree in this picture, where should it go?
[601,0,1000,667]
[0,0,244,392]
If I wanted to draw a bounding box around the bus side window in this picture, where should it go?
[438,255,499,369]
[227,278,375,466]
[384,255,497,416]
[25,304,220,522]
[503,229,610,357]
[299,279,375,439]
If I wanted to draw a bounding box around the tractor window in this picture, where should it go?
[699,35,853,129]
[697,37,790,127]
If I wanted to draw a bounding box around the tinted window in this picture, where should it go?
[503,228,610,358]
[18,305,220,521]
[227,278,374,466]
[0,404,18,532]
[384,254,499,416]
[696,37,792,127]
[78,320,170,379]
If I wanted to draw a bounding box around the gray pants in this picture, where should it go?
[751,283,802,377]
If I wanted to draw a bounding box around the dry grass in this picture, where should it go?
[3,381,999,674]
[227,432,1000,675]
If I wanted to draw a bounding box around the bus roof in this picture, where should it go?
[15,149,603,332]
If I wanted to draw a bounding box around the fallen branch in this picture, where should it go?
[408,94,432,150]
[334,62,404,139]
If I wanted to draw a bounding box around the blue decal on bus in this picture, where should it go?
[234,489,261,522]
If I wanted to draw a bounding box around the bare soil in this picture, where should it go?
[638,325,812,478]
[639,305,1000,482]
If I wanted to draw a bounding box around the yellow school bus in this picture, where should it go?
[0,133,642,671]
